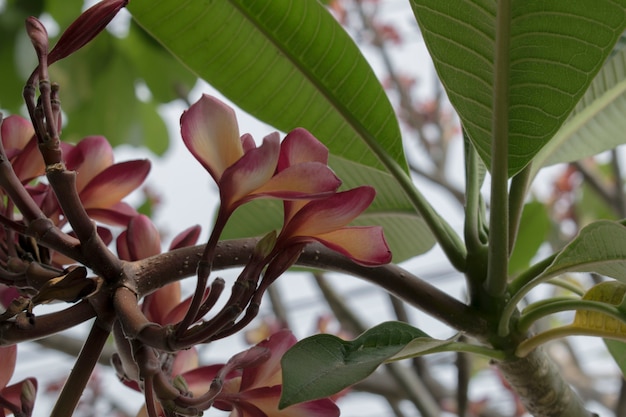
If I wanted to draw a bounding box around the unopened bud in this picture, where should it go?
[25,17,49,62]
[254,231,277,258]
[20,378,38,415]
[49,0,129,65]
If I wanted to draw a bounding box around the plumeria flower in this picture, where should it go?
[271,186,392,268]
[137,331,339,417]
[31,136,150,226]
[0,115,44,183]
[0,345,37,417]
[180,95,341,215]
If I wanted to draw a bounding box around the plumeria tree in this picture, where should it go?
[2,1,626,417]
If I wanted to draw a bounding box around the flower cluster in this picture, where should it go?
[181,94,392,268]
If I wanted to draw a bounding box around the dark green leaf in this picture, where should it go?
[280,322,429,408]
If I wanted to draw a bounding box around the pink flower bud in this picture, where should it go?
[48,0,129,64]
[25,17,49,61]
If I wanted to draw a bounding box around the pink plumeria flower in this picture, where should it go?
[62,136,150,225]
[0,115,44,183]
[273,186,392,267]
[137,331,339,417]
[0,345,37,416]
[180,95,341,214]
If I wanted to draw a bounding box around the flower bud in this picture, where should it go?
[25,17,49,62]
[20,378,38,415]
[48,0,129,65]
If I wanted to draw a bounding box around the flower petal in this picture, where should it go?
[277,128,329,171]
[181,95,243,182]
[80,159,150,209]
[11,136,44,182]
[280,187,375,239]
[65,136,114,192]
[142,282,181,324]
[313,226,392,266]
[0,346,16,389]
[162,287,210,325]
[253,162,340,200]
[86,202,139,226]
[1,378,38,416]
[237,386,340,417]
[169,225,202,250]
[125,215,161,260]
[240,330,296,391]
[219,134,280,209]
[1,115,34,159]
[172,347,199,376]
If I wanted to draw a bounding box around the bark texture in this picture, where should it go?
[497,347,598,417]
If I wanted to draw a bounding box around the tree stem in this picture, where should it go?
[496,347,597,417]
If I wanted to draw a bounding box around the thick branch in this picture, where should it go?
[496,347,597,417]
[131,238,487,335]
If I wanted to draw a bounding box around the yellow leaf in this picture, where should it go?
[573,281,626,334]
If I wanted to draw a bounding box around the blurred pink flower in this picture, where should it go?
[0,345,37,416]
[0,115,44,183]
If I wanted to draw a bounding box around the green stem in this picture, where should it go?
[516,326,626,358]
[508,163,532,254]
[485,0,512,297]
[375,148,467,271]
[518,298,626,334]
[50,319,111,417]
[463,135,485,254]
[498,253,557,336]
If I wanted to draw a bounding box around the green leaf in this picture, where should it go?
[509,201,551,276]
[540,221,626,282]
[129,0,436,259]
[533,44,626,173]
[280,322,429,408]
[128,0,405,173]
[605,339,626,378]
[409,0,626,177]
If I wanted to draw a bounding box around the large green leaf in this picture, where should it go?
[532,44,626,174]
[540,220,626,282]
[279,322,429,408]
[128,0,405,172]
[409,0,626,177]
[129,0,435,260]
